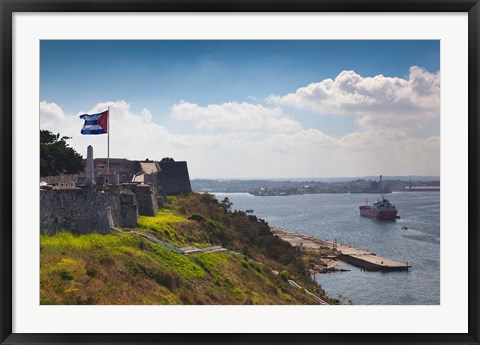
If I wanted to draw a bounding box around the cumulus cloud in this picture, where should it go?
[40,99,439,178]
[335,130,440,176]
[171,101,302,134]
[266,66,440,131]
[40,101,69,128]
[40,100,174,160]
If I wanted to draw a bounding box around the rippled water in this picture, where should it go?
[213,191,440,305]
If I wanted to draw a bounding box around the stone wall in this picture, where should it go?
[73,156,193,196]
[40,158,192,233]
[122,183,159,217]
[135,184,159,216]
[122,183,159,216]
[40,186,138,234]
[119,189,138,228]
[156,161,192,196]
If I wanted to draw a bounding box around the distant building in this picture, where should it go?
[405,186,440,192]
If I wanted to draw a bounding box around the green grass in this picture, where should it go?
[40,193,333,305]
[137,209,190,246]
[138,209,188,229]
[41,231,185,304]
[40,230,315,304]
[41,231,136,251]
[145,242,205,279]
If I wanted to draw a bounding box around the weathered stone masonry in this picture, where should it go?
[40,147,192,233]
[123,183,159,217]
[156,161,192,196]
[40,186,132,234]
[39,183,163,233]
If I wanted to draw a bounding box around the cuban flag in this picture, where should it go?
[80,110,108,135]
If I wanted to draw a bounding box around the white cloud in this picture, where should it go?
[40,100,173,161]
[39,101,68,128]
[171,101,302,134]
[40,99,439,178]
[266,66,440,131]
[335,130,440,176]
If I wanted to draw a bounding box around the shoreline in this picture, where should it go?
[270,226,411,272]
[269,226,339,274]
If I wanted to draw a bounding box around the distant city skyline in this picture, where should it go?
[40,40,440,179]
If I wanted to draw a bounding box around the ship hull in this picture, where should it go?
[359,206,397,220]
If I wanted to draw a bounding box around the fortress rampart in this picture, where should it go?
[123,183,160,216]
[156,161,192,196]
[40,186,127,234]
[40,183,162,233]
[40,146,192,234]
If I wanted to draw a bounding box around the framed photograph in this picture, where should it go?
[1,1,478,344]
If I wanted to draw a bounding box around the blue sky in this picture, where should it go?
[40,40,440,178]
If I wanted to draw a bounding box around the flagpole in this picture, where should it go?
[107,106,110,174]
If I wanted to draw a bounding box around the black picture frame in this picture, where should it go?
[1,1,478,344]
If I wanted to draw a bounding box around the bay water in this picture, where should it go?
[213,191,440,305]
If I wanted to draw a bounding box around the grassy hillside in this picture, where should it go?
[40,193,334,305]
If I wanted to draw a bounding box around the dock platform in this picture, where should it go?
[270,227,410,271]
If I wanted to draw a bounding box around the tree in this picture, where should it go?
[221,197,233,211]
[40,130,83,177]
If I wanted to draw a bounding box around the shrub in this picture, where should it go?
[59,268,73,281]
[188,213,205,222]
[279,270,290,281]
[86,267,98,278]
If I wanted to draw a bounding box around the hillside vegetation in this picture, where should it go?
[40,193,334,305]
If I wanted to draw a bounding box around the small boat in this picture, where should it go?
[245,209,254,213]
[359,197,398,220]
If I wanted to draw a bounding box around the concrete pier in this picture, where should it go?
[270,227,411,271]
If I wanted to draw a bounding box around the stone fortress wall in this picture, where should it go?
[123,183,159,216]
[156,161,192,196]
[40,146,192,234]
[40,186,127,234]
[40,179,167,233]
